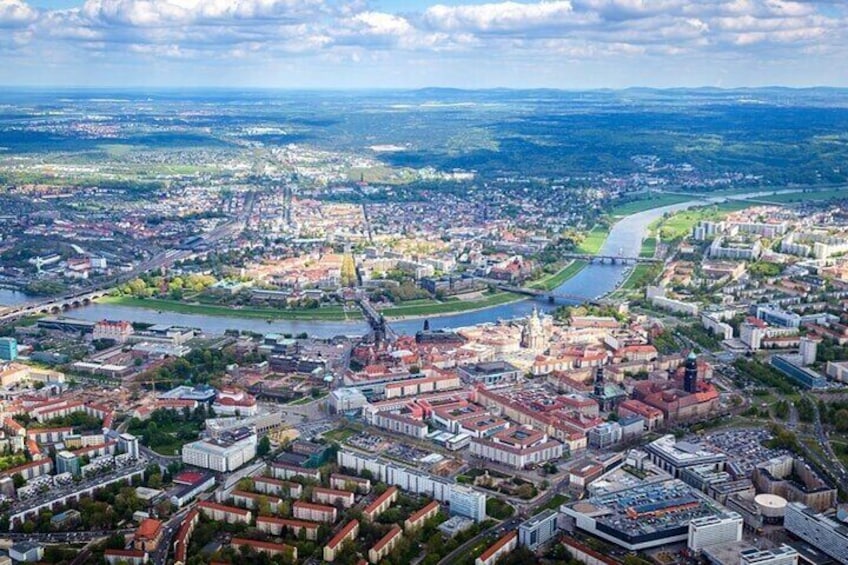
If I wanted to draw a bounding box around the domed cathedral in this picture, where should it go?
[521,307,549,352]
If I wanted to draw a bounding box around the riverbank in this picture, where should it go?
[382,260,591,320]
[529,260,588,291]
[96,296,362,321]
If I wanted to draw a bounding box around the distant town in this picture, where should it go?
[3,88,848,565]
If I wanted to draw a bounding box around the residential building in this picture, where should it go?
[256,516,319,540]
[8,542,43,563]
[405,500,440,531]
[363,486,398,521]
[105,549,148,565]
[369,526,402,564]
[293,500,337,523]
[254,476,303,498]
[330,473,371,494]
[313,486,355,508]
[230,538,296,561]
[476,531,518,565]
[324,519,359,562]
[133,518,164,552]
[449,485,487,522]
[196,501,252,525]
[469,427,563,469]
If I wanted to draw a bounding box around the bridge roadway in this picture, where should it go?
[558,252,661,264]
[493,283,599,305]
[357,298,397,340]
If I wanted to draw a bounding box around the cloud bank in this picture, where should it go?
[2,0,846,87]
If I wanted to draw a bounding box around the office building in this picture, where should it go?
[8,542,43,563]
[0,338,18,361]
[118,433,139,459]
[449,485,487,522]
[587,422,622,449]
[687,512,743,552]
[770,356,827,390]
[181,427,256,472]
[519,509,558,550]
[784,502,848,565]
[56,451,81,477]
[644,435,726,478]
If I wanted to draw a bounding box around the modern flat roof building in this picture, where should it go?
[562,479,726,551]
[644,434,726,477]
[785,502,848,565]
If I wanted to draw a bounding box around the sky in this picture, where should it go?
[1,0,846,88]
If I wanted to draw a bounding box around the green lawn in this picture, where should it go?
[577,224,611,254]
[640,236,657,258]
[620,264,659,291]
[381,291,521,318]
[529,260,588,291]
[98,295,361,321]
[610,194,694,216]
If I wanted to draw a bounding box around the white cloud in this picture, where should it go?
[1,0,846,86]
[0,0,37,28]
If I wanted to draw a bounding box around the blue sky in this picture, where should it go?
[2,0,847,88]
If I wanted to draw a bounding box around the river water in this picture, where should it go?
[46,199,704,337]
[0,289,32,307]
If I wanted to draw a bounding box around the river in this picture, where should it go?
[48,199,706,337]
[0,289,32,307]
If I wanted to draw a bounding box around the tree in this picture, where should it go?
[257,436,271,457]
[12,473,25,489]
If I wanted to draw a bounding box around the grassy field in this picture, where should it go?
[610,194,694,216]
[381,291,521,318]
[620,264,659,291]
[577,224,611,254]
[655,201,753,242]
[529,260,588,291]
[640,236,657,258]
[98,295,362,321]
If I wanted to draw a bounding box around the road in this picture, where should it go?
[808,394,848,489]
[436,517,520,565]
[150,505,196,565]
